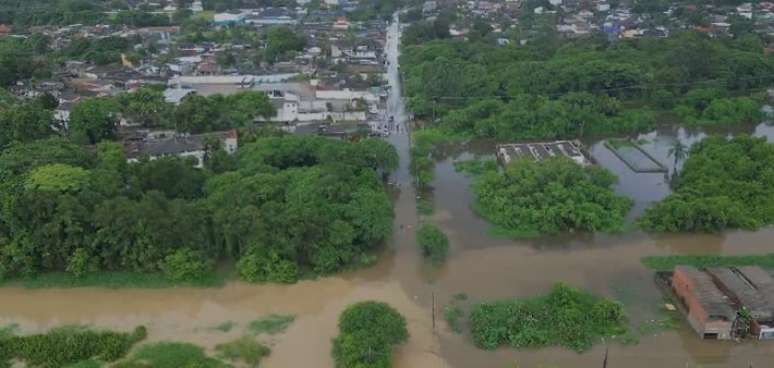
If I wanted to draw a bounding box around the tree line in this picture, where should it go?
[400,31,773,139]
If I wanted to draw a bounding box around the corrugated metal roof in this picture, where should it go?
[675,265,737,320]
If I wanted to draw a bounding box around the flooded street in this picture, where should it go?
[3,16,774,368]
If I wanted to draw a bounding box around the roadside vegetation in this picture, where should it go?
[332,301,409,368]
[0,134,398,286]
[416,223,449,263]
[642,254,774,271]
[410,128,459,189]
[0,325,146,368]
[471,157,632,237]
[640,136,774,232]
[469,283,627,352]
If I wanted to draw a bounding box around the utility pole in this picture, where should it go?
[432,290,436,331]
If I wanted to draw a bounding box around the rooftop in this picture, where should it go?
[496,140,591,166]
[675,265,737,321]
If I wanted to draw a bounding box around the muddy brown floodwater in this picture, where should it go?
[3,124,774,368]
[4,18,774,368]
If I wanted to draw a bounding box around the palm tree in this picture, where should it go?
[668,140,688,179]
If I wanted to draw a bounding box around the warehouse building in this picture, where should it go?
[670,265,774,340]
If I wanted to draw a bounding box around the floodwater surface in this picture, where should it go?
[3,18,774,368]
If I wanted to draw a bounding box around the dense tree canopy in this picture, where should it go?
[174,91,276,133]
[472,157,632,237]
[117,87,171,128]
[263,27,307,63]
[0,102,54,150]
[400,32,773,139]
[0,134,397,283]
[68,97,121,144]
[640,136,774,232]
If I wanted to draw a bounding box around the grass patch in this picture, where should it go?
[0,270,227,289]
[444,305,464,334]
[453,159,498,177]
[0,324,18,339]
[641,254,774,271]
[606,138,636,149]
[64,359,102,368]
[114,342,226,368]
[193,10,215,21]
[248,314,295,335]
[212,321,236,333]
[215,336,271,366]
[1,325,146,368]
[638,312,679,335]
[470,283,627,352]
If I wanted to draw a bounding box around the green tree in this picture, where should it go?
[25,163,90,193]
[69,97,120,144]
[667,139,687,179]
[416,223,449,263]
[118,87,170,127]
[161,248,213,282]
[264,27,306,63]
[641,136,774,232]
[332,301,409,368]
[472,157,632,237]
[0,102,54,149]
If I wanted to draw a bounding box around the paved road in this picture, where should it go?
[384,13,412,186]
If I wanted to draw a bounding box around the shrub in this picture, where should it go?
[215,336,271,366]
[470,284,627,352]
[416,224,449,263]
[237,249,299,283]
[444,305,464,333]
[0,325,146,368]
[66,248,93,277]
[114,342,226,368]
[247,314,295,335]
[161,248,212,282]
[332,301,409,368]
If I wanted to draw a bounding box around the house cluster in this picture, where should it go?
[419,0,774,43]
[669,265,774,341]
[1,0,392,165]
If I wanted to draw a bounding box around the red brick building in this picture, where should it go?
[672,265,736,340]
